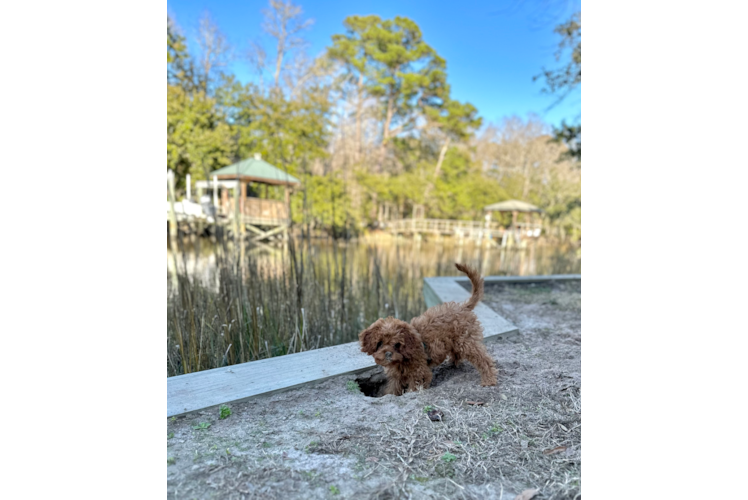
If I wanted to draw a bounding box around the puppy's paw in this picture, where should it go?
[480,380,498,387]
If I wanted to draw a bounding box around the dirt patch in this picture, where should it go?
[167,280,581,499]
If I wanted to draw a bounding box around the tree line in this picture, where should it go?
[167,1,581,240]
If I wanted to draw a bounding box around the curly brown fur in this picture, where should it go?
[358,263,498,396]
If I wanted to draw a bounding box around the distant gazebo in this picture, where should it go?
[196,153,300,241]
[484,199,543,237]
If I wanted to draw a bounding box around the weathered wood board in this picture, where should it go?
[423,277,519,342]
[168,342,375,417]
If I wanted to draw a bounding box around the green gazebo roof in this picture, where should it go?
[211,155,300,186]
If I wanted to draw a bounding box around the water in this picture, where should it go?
[167,236,581,292]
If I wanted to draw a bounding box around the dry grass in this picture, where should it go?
[330,370,580,499]
[167,280,581,499]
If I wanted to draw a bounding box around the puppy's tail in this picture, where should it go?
[455,263,483,311]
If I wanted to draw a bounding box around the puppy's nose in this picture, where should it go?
[385,351,392,360]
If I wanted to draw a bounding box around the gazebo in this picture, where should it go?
[196,153,300,241]
[484,199,543,238]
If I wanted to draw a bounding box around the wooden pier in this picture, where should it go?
[168,154,299,243]
[385,218,542,245]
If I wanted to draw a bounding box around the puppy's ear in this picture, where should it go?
[396,323,422,360]
[359,319,384,354]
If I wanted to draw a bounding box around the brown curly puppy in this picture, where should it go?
[359,263,498,396]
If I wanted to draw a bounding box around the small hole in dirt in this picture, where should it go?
[355,362,465,397]
[355,369,387,397]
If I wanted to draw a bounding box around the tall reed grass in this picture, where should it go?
[166,237,426,377]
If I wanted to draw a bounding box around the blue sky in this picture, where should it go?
[167,0,581,129]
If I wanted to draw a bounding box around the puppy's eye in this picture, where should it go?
[376,341,383,350]
[394,343,401,350]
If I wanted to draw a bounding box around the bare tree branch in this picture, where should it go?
[247,40,268,76]
[196,11,232,93]
[261,0,314,90]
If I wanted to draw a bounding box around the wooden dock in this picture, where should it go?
[167,195,291,243]
[169,156,298,243]
[385,218,542,243]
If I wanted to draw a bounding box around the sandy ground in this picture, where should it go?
[167,280,581,500]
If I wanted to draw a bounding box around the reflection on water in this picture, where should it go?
[167,237,581,293]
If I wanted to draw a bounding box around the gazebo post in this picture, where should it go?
[264,184,269,221]
[240,179,247,237]
[283,186,290,241]
[213,175,218,208]
[221,185,228,215]
[284,186,290,217]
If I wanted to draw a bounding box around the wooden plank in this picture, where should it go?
[244,224,265,236]
[423,277,518,342]
[248,224,287,242]
[168,342,375,417]
[242,197,287,220]
[240,216,288,227]
[481,274,581,284]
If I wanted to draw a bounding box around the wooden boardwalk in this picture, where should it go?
[385,218,543,242]
[387,218,502,236]
[167,274,578,418]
